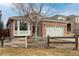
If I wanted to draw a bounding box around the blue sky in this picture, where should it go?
[1,3,79,26]
[0,3,18,26]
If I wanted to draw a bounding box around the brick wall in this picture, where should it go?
[9,20,14,38]
[41,21,67,37]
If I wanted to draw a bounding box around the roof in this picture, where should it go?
[9,16,28,20]
[7,16,29,26]
[42,18,67,23]
[52,15,66,17]
[41,16,66,22]
[7,15,67,26]
[67,15,79,18]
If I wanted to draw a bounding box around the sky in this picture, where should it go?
[0,3,18,26]
[1,3,79,27]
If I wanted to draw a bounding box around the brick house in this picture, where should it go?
[7,15,79,37]
[6,15,79,47]
[7,16,67,37]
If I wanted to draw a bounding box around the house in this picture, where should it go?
[7,15,67,37]
[6,14,79,47]
[6,15,67,47]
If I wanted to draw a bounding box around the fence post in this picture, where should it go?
[75,34,78,50]
[25,36,27,48]
[47,35,49,47]
[1,36,4,47]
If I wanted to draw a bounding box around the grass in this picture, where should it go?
[0,48,79,56]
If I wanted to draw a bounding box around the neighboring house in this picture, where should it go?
[66,15,79,33]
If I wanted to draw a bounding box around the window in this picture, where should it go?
[20,21,28,30]
[76,18,79,23]
[58,17,64,21]
[15,21,17,30]
[78,18,79,22]
[66,18,71,21]
[67,23,71,32]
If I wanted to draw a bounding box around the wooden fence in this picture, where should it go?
[47,35,78,50]
[0,36,14,47]
[0,29,11,47]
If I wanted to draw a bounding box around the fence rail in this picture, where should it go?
[48,36,75,39]
[29,37,47,40]
[49,42,75,44]
[47,35,78,50]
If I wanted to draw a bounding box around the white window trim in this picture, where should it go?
[13,20,31,36]
[76,18,79,23]
[17,20,20,35]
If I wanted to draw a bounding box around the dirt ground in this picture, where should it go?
[0,48,79,56]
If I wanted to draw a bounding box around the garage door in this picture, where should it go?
[46,26,64,37]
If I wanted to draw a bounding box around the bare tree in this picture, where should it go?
[11,3,57,38]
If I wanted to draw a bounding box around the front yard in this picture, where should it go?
[0,37,79,56]
[0,48,79,56]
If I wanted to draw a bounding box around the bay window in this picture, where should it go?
[14,20,31,36]
[20,21,28,30]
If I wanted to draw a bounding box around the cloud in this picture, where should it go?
[57,4,79,16]
[0,3,18,27]
[41,3,79,16]
[0,3,11,7]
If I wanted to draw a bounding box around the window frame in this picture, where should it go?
[20,21,28,30]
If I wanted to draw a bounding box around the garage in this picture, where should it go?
[46,26,64,37]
